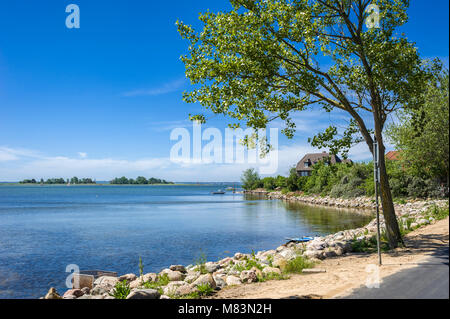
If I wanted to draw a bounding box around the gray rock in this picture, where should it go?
[126,289,160,299]
[204,262,220,273]
[184,274,200,283]
[225,276,242,286]
[63,289,84,298]
[119,273,137,282]
[93,276,118,290]
[213,275,227,289]
[176,284,197,296]
[278,248,296,260]
[142,273,157,283]
[262,267,281,276]
[91,286,108,296]
[240,270,257,283]
[81,287,90,295]
[170,265,186,273]
[44,287,62,299]
[191,274,216,289]
[160,269,186,281]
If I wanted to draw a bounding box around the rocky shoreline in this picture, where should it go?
[43,193,448,300]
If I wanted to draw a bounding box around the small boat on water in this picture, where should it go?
[211,189,226,195]
[285,236,314,243]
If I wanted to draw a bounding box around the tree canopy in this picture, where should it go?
[387,69,449,184]
[177,0,435,156]
[177,0,440,248]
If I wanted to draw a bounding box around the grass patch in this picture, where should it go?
[142,273,171,295]
[282,255,315,274]
[425,204,449,220]
[194,251,208,274]
[110,280,131,299]
[196,283,214,296]
[257,272,290,282]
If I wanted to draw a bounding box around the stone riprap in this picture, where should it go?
[44,196,448,299]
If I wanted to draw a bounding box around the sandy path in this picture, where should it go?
[210,217,449,299]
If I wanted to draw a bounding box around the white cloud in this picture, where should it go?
[0,137,381,182]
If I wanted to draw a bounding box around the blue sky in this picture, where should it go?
[0,0,448,182]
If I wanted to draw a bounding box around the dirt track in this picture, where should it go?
[210,217,449,299]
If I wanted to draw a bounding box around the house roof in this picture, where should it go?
[296,152,346,172]
[386,151,401,161]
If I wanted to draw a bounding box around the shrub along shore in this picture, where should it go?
[44,195,448,300]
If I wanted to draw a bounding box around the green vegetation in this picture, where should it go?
[138,256,144,283]
[19,177,95,184]
[241,168,262,191]
[257,272,289,283]
[177,0,443,248]
[242,158,447,200]
[142,274,171,295]
[196,283,214,296]
[194,251,208,274]
[110,280,131,299]
[282,256,315,274]
[387,70,449,188]
[351,204,449,252]
[110,176,173,185]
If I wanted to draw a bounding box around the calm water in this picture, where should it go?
[0,185,372,298]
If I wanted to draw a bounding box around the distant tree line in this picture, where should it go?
[242,157,448,199]
[19,177,96,184]
[110,176,173,185]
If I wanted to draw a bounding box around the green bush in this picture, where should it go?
[282,256,315,274]
[110,280,131,299]
[196,283,214,296]
[262,177,276,190]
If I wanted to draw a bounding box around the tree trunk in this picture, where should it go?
[371,108,403,248]
[377,139,403,248]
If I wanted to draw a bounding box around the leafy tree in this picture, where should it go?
[275,175,287,189]
[262,177,276,190]
[241,168,261,190]
[387,69,449,186]
[177,0,437,247]
[136,176,148,185]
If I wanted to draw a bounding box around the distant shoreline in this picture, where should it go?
[0,183,235,187]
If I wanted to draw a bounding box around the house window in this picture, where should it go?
[304,162,310,167]
[300,171,309,177]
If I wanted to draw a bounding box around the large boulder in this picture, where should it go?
[163,281,188,296]
[160,269,186,281]
[213,275,227,289]
[191,274,216,289]
[240,270,258,283]
[119,273,137,282]
[129,279,143,289]
[90,286,108,296]
[225,276,242,286]
[218,257,233,267]
[63,289,84,299]
[93,276,118,291]
[204,262,220,273]
[176,284,197,296]
[44,287,62,299]
[170,265,187,273]
[272,256,287,269]
[142,273,157,283]
[126,289,160,299]
[262,267,281,276]
[278,248,297,260]
[184,274,200,283]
